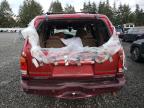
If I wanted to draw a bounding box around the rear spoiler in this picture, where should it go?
[46,12,98,15]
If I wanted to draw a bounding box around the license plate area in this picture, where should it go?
[52,64,94,77]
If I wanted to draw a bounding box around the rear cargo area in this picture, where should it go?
[38,20,110,48]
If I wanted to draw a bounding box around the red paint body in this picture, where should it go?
[20,13,125,99]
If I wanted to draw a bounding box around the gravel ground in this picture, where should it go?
[0,33,144,108]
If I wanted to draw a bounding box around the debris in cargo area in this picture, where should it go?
[22,18,122,68]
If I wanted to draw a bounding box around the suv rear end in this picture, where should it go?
[20,13,125,99]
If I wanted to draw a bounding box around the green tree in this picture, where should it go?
[111,1,119,25]
[117,4,131,24]
[98,1,113,21]
[48,0,63,13]
[135,4,144,26]
[0,0,15,27]
[64,4,75,13]
[112,2,136,26]
[81,1,97,13]
[98,2,105,14]
[91,2,97,13]
[81,2,88,12]
[18,0,43,27]
[128,12,135,24]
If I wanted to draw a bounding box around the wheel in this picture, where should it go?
[131,47,141,61]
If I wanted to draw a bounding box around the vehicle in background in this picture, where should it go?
[130,39,144,61]
[0,28,24,33]
[115,26,124,38]
[123,23,135,32]
[20,13,125,99]
[123,27,144,42]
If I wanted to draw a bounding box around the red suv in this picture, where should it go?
[20,13,125,99]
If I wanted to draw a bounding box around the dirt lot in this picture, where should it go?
[0,33,144,108]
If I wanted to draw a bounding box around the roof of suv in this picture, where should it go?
[35,13,107,20]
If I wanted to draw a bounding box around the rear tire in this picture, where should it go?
[131,47,141,61]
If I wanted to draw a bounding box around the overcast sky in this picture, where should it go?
[0,0,144,15]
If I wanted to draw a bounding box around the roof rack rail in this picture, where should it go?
[46,12,97,15]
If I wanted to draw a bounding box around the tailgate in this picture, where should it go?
[26,51,119,78]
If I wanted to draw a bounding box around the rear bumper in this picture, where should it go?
[21,76,126,99]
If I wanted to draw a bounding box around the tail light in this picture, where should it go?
[20,55,28,78]
[117,48,125,77]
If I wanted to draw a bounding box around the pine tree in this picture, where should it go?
[135,4,144,26]
[92,2,97,13]
[18,0,43,27]
[0,0,15,27]
[81,1,97,13]
[117,4,131,24]
[48,0,63,13]
[64,4,75,13]
[98,1,113,21]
